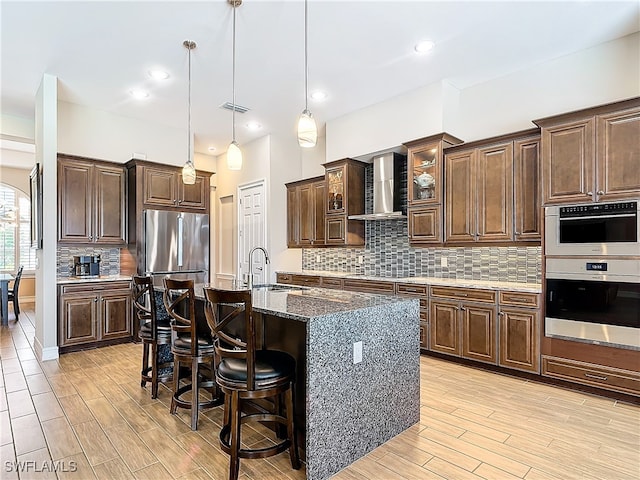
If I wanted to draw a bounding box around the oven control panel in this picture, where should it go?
[559,201,637,217]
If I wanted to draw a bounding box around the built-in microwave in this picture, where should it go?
[545,201,639,257]
[545,258,640,350]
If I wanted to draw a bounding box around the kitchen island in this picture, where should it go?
[194,282,420,480]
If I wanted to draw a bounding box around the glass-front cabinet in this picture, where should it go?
[326,166,345,213]
[409,143,440,205]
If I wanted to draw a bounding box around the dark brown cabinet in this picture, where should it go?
[429,286,497,365]
[404,133,463,245]
[444,129,541,244]
[286,176,325,248]
[323,158,366,246]
[143,165,209,210]
[536,97,640,205]
[58,155,126,245]
[396,283,429,350]
[58,281,132,352]
[498,290,541,373]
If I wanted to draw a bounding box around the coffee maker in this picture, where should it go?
[73,255,101,276]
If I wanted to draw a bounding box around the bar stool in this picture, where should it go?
[203,286,300,480]
[163,278,220,430]
[132,275,173,399]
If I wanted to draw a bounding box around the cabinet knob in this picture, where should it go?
[178,200,182,204]
[459,306,465,311]
[94,297,98,302]
[587,191,593,196]
[597,190,604,195]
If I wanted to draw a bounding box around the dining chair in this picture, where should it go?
[132,275,173,399]
[163,278,220,430]
[7,265,23,319]
[203,286,300,480]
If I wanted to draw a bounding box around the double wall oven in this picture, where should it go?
[544,201,640,350]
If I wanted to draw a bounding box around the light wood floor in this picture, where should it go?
[1,305,639,480]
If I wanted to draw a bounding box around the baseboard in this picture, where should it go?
[34,336,59,361]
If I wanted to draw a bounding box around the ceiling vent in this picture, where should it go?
[219,102,249,114]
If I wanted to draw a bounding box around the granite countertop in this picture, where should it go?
[278,270,542,293]
[193,281,415,322]
[57,275,132,284]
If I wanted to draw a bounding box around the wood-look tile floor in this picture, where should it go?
[1,305,639,480]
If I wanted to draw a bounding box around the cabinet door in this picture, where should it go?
[312,181,326,245]
[408,141,441,206]
[445,150,476,242]
[429,300,460,356]
[419,322,429,350]
[514,137,541,241]
[325,216,346,244]
[59,295,98,346]
[476,143,513,242]
[298,183,314,246]
[596,107,640,201]
[326,165,345,214]
[58,160,92,243]
[94,165,126,244]
[286,186,299,247]
[178,174,208,210]
[408,206,442,244]
[100,291,132,340]
[144,167,178,207]
[499,308,540,373]
[542,118,594,204]
[461,303,496,364]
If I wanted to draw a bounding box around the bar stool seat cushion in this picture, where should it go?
[173,335,215,353]
[139,321,171,337]
[218,350,295,383]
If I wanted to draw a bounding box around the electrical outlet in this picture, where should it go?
[358,255,364,264]
[353,341,363,364]
[441,257,448,267]
[316,254,321,263]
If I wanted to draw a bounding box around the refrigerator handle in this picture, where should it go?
[177,214,184,267]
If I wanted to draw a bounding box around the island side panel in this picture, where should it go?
[306,299,420,480]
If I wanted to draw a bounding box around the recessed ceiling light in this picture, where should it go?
[246,121,262,131]
[148,69,170,80]
[310,90,328,102]
[129,89,149,99]
[414,40,435,54]
[208,146,217,152]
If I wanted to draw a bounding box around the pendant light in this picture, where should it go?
[182,40,197,185]
[227,0,243,170]
[297,0,317,148]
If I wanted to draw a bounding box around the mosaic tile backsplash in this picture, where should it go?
[302,162,542,284]
[56,246,121,277]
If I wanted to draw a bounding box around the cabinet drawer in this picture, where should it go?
[542,356,640,396]
[342,279,395,294]
[420,309,428,322]
[430,286,496,303]
[419,321,429,350]
[320,277,343,289]
[291,275,321,287]
[499,291,540,308]
[61,281,131,294]
[396,283,428,296]
[276,273,293,284]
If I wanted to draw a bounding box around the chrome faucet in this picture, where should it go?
[246,246,270,289]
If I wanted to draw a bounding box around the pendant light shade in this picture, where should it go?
[297,109,317,148]
[297,0,317,148]
[182,40,197,185]
[227,0,243,170]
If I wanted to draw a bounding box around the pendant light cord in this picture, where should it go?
[304,0,309,112]
[232,3,237,142]
[188,41,192,163]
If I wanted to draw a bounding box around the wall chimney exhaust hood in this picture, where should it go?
[348,152,407,221]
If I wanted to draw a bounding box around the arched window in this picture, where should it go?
[0,183,36,272]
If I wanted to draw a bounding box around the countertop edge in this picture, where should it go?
[57,275,132,285]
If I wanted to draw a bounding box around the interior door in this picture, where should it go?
[238,181,267,285]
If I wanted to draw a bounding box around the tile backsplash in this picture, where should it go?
[56,246,121,277]
[302,162,542,284]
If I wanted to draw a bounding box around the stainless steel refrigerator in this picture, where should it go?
[144,209,209,287]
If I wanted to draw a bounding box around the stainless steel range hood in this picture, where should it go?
[348,152,406,221]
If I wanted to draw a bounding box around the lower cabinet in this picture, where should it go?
[396,283,429,350]
[59,281,132,352]
[498,291,541,373]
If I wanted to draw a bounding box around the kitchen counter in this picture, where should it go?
[277,270,542,293]
[194,280,420,480]
[57,275,132,284]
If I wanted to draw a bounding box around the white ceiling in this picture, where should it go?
[1,0,639,161]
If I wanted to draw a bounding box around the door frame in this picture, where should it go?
[237,179,268,283]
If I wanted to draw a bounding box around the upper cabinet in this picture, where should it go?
[404,133,463,245]
[535,97,640,205]
[142,165,209,210]
[323,158,366,246]
[58,154,127,245]
[286,176,325,248]
[444,129,541,245]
